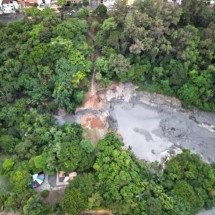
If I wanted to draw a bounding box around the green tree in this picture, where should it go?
[23,194,48,215]
[57,0,66,6]
[39,27,52,43]
[101,17,117,32]
[95,57,110,78]
[52,58,75,111]
[57,140,95,172]
[0,193,10,212]
[67,173,96,200]
[11,170,31,193]
[93,4,107,17]
[0,135,18,154]
[57,0,67,20]
[173,181,200,214]
[93,133,143,213]
[41,7,56,18]
[2,159,14,175]
[61,188,87,215]
[4,195,17,211]
[163,150,215,212]
[109,54,131,80]
[77,8,89,18]
[41,190,49,198]
[181,0,215,27]
[146,197,162,215]
[83,0,89,7]
[15,190,34,211]
[80,139,94,153]
[25,7,42,17]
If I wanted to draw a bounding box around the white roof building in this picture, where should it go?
[0,0,19,14]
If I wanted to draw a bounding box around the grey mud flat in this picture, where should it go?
[110,100,215,163]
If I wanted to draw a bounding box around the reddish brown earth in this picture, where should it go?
[83,93,103,110]
[76,93,105,113]
[81,114,106,129]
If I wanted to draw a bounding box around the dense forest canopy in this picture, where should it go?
[0,0,215,214]
[94,0,215,111]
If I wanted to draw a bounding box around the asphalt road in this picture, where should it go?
[0,13,24,25]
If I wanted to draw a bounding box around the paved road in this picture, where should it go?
[198,208,215,215]
[0,14,24,24]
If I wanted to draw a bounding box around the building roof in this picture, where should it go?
[2,0,11,4]
[25,0,37,4]
[31,172,45,189]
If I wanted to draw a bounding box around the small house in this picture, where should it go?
[1,0,17,14]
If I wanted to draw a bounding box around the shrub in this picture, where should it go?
[77,8,89,18]
[93,4,107,17]
[41,190,49,198]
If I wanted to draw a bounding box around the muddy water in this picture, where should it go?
[110,100,215,163]
[110,102,174,162]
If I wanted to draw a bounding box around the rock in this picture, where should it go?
[194,109,215,125]
[106,83,124,101]
[138,92,181,109]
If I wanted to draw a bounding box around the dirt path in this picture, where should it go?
[80,210,112,215]
[88,30,96,41]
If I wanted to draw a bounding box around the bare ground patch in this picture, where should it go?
[43,189,65,205]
